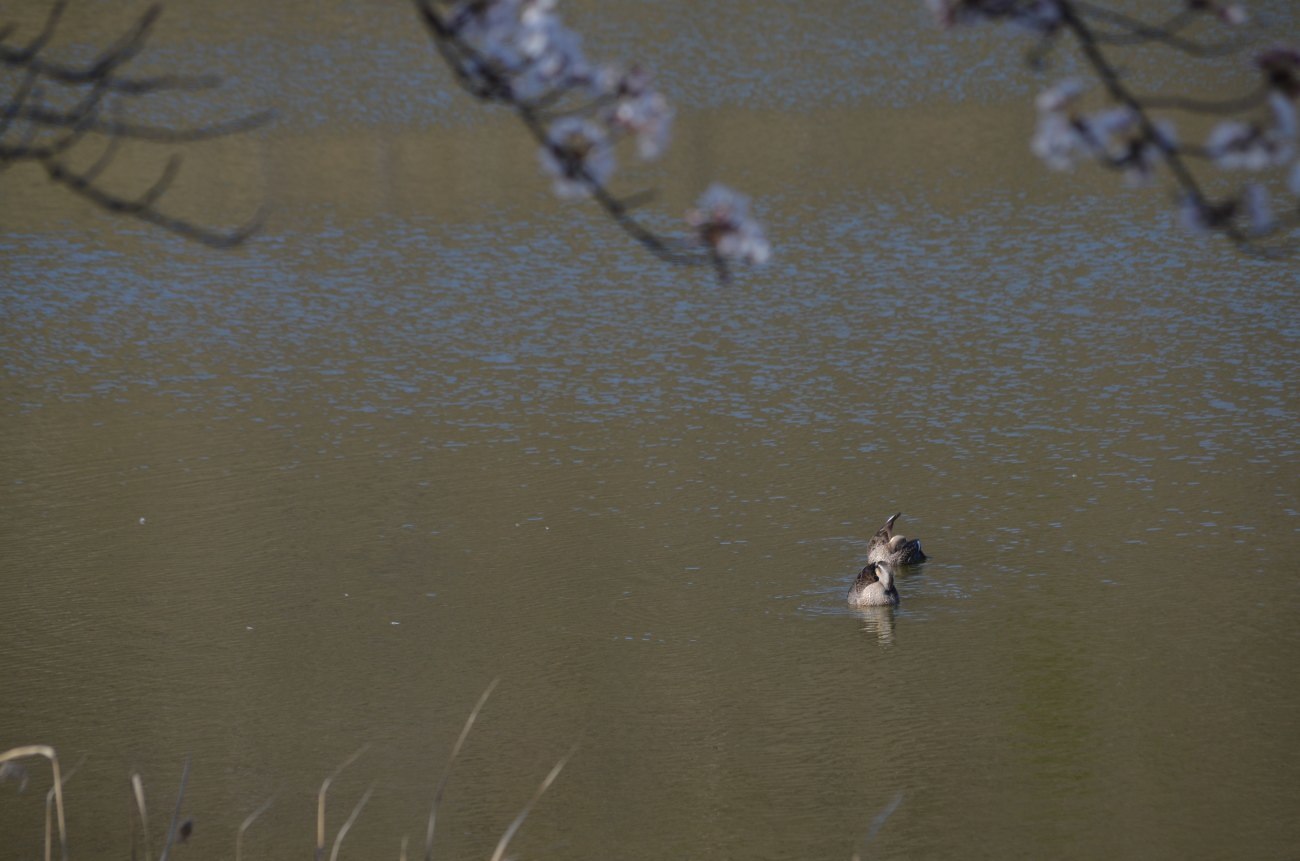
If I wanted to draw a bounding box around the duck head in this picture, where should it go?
[875,560,897,594]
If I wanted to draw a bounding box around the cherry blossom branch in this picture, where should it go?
[0,2,270,248]
[927,0,1300,255]
[411,0,771,282]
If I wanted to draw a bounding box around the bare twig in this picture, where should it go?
[43,157,268,247]
[1137,84,1269,114]
[1,2,268,246]
[1074,1,1247,57]
[14,105,274,144]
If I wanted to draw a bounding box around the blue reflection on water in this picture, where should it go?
[5,190,1297,486]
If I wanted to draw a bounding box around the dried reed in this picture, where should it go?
[487,744,578,861]
[0,745,68,861]
[850,792,904,861]
[423,678,499,861]
[235,795,276,861]
[156,757,191,861]
[314,744,371,861]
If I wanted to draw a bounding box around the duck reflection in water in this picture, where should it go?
[854,603,896,645]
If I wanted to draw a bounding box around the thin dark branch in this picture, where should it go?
[74,3,161,82]
[1,2,267,246]
[613,187,658,212]
[17,76,111,159]
[0,67,41,137]
[0,5,221,94]
[1074,1,1247,57]
[1136,83,1269,114]
[79,124,123,185]
[15,105,275,143]
[0,0,67,65]
[43,156,266,247]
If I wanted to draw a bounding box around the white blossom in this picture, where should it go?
[1242,183,1274,235]
[1031,111,1088,170]
[925,0,1061,32]
[1206,120,1293,170]
[598,66,674,160]
[445,0,589,101]
[540,117,614,198]
[1269,90,1297,141]
[1219,4,1249,26]
[511,6,591,100]
[686,184,771,266]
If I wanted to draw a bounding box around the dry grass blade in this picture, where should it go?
[131,772,151,861]
[157,756,192,861]
[399,835,409,861]
[316,744,371,861]
[0,747,68,861]
[328,783,375,861]
[0,746,68,861]
[487,744,578,861]
[43,755,86,861]
[850,792,904,861]
[235,795,277,861]
[424,678,500,861]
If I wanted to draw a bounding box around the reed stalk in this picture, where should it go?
[424,678,499,861]
[0,746,70,861]
[315,744,371,861]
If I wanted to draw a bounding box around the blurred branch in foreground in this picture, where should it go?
[411,0,771,282]
[0,1,271,247]
[927,0,1300,257]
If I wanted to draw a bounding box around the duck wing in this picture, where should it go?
[867,512,901,547]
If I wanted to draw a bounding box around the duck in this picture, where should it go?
[866,512,927,566]
[847,561,899,607]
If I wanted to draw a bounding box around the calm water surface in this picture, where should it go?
[2,2,1299,860]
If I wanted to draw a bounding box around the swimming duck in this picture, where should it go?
[866,512,927,566]
[847,561,899,607]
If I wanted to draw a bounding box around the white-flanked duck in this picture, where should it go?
[847,561,900,607]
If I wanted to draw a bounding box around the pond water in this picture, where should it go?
[2,2,1299,860]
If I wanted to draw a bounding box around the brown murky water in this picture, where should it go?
[3,2,1299,859]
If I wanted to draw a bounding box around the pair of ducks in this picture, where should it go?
[847,513,926,608]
